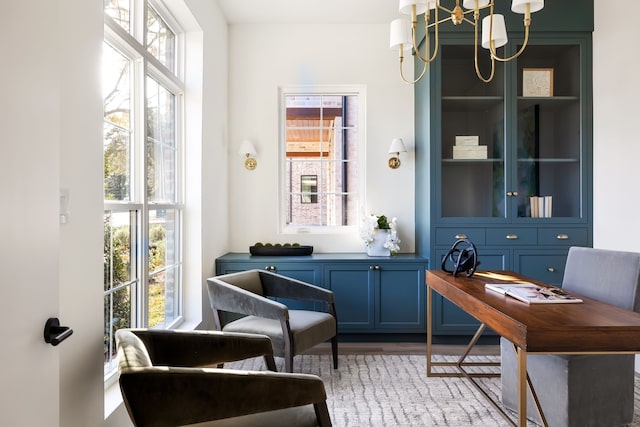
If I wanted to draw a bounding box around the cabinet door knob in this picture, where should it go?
[547,267,555,272]
[556,234,569,240]
[455,234,467,239]
[265,265,276,271]
[506,191,519,197]
[506,234,519,240]
[369,265,381,270]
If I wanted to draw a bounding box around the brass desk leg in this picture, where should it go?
[517,347,527,427]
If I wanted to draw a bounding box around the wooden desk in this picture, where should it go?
[426,270,640,427]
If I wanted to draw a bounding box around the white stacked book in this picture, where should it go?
[453,135,487,159]
[530,195,552,218]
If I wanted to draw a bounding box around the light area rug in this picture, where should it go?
[226,354,640,427]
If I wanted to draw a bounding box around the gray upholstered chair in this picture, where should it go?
[501,246,640,426]
[116,328,332,427]
[207,269,338,373]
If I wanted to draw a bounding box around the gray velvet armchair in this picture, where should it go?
[501,246,640,426]
[116,329,332,427]
[207,269,338,373]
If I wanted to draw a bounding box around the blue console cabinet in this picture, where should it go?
[215,253,428,335]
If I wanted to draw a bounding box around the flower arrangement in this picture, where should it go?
[360,214,401,254]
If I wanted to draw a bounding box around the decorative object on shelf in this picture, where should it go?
[388,138,408,169]
[389,0,545,84]
[523,68,553,97]
[239,139,258,170]
[452,135,488,159]
[360,214,401,256]
[249,242,314,256]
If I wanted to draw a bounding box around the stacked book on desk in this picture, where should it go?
[530,195,552,217]
[452,135,487,159]
[485,283,582,304]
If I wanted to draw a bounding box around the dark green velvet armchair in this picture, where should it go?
[207,269,338,373]
[116,329,332,427]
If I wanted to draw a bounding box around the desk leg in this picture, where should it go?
[516,347,527,427]
[426,286,433,376]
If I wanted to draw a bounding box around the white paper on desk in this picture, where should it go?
[485,283,536,295]
[485,283,583,304]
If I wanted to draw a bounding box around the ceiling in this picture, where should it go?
[216,0,399,25]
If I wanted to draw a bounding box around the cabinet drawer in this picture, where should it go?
[537,228,588,246]
[435,228,485,245]
[486,228,537,245]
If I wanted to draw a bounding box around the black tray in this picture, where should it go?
[249,245,314,256]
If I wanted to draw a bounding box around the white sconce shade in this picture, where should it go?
[239,140,257,170]
[388,138,407,169]
[462,0,491,10]
[390,19,413,51]
[511,0,544,14]
[238,139,257,156]
[481,14,508,49]
[388,138,408,154]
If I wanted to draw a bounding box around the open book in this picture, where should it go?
[485,283,583,304]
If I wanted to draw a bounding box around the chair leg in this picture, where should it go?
[331,336,338,369]
[285,352,294,373]
[314,401,332,427]
[264,355,277,371]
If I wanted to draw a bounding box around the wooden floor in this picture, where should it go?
[304,342,499,356]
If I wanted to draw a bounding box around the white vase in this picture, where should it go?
[367,229,391,256]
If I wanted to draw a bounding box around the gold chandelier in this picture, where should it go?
[389,0,545,84]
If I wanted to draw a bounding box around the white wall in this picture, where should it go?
[227,23,416,253]
[593,0,640,251]
[58,1,105,426]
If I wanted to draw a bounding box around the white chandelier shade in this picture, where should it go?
[481,14,508,49]
[389,18,413,51]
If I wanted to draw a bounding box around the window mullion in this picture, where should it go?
[138,55,150,328]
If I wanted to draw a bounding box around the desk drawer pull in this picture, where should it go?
[455,234,467,239]
[547,267,555,273]
[556,234,569,240]
[506,234,519,240]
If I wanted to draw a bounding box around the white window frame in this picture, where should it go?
[103,0,185,385]
[278,85,366,235]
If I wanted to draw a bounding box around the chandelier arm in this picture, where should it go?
[490,23,530,62]
[473,13,495,83]
[414,7,440,64]
[489,4,531,62]
[400,56,428,84]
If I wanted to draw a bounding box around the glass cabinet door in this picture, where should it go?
[439,44,505,219]
[515,43,582,219]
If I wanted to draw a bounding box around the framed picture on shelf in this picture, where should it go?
[523,68,553,97]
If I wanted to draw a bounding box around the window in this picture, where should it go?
[281,87,364,230]
[300,175,318,204]
[103,0,183,379]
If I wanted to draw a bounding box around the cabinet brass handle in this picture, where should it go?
[547,267,555,272]
[506,234,519,240]
[556,234,569,240]
[369,265,381,270]
[455,234,467,239]
[506,192,513,197]
[265,265,276,271]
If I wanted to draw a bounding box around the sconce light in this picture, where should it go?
[388,138,407,169]
[239,140,257,170]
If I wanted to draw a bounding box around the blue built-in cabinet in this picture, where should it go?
[415,1,594,334]
[215,253,428,335]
